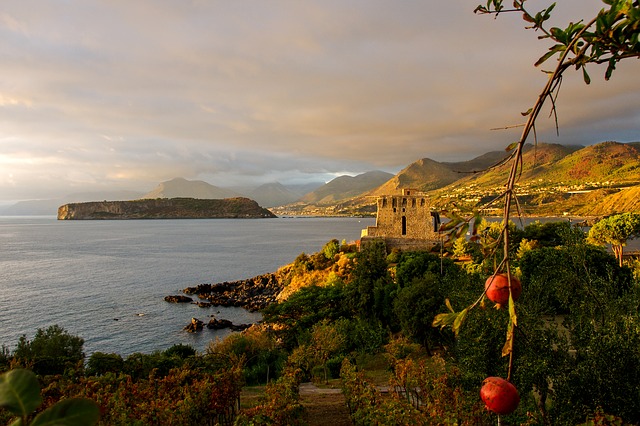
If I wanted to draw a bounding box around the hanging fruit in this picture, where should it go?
[485,273,522,307]
[480,376,520,415]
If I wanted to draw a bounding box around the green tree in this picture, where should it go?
[13,325,84,376]
[163,343,197,359]
[522,220,572,248]
[587,212,640,266]
[393,274,444,356]
[309,320,347,383]
[261,284,350,350]
[86,352,124,377]
[322,239,340,260]
[345,239,393,323]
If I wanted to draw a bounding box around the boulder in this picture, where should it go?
[164,295,193,303]
[184,317,204,333]
[207,317,234,330]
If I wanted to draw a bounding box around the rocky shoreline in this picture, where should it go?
[182,272,285,312]
[165,271,287,333]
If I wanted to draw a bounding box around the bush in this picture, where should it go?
[207,327,286,385]
[333,317,388,354]
[163,343,196,359]
[13,325,84,376]
[322,239,340,260]
[523,220,572,247]
[262,284,350,349]
[86,352,124,376]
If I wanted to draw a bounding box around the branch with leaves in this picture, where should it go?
[434,0,640,383]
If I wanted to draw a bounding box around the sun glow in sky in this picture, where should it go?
[0,1,638,202]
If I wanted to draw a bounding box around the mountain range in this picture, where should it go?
[273,140,640,216]
[2,141,639,217]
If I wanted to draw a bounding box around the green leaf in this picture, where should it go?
[505,142,518,152]
[438,218,461,232]
[31,398,100,426]
[502,321,514,357]
[0,369,42,417]
[433,305,470,337]
[432,312,458,329]
[582,66,591,84]
[471,213,482,237]
[508,293,517,327]
[445,298,454,313]
[452,308,469,336]
[605,58,616,80]
[534,44,566,66]
[455,223,469,239]
[550,27,568,44]
[502,294,517,357]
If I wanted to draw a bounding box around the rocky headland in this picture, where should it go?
[57,197,276,220]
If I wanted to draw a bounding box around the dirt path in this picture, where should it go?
[299,382,352,426]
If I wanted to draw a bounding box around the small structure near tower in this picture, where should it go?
[361,189,441,252]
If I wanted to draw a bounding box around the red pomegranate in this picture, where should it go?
[480,376,520,415]
[485,273,522,306]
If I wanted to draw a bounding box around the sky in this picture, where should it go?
[1,0,638,203]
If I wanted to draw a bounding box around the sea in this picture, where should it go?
[0,216,375,356]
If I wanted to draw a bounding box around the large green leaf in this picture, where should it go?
[31,398,100,426]
[0,369,42,417]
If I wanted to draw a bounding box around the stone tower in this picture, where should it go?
[361,189,440,251]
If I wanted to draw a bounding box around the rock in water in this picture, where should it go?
[184,317,204,333]
[164,295,193,303]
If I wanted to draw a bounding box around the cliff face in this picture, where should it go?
[57,197,277,220]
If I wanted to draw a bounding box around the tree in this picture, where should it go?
[394,274,444,356]
[86,352,124,377]
[345,239,392,322]
[261,284,349,350]
[322,239,340,260]
[13,325,84,376]
[309,320,346,383]
[587,212,640,266]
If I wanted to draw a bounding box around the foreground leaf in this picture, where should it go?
[502,294,517,357]
[31,398,100,426]
[433,307,470,336]
[0,369,42,417]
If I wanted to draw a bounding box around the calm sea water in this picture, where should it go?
[0,216,374,356]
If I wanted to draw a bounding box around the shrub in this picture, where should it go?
[163,343,196,359]
[207,326,286,385]
[86,352,124,377]
[322,239,340,260]
[13,325,84,376]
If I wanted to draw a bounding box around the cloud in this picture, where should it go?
[0,0,637,201]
